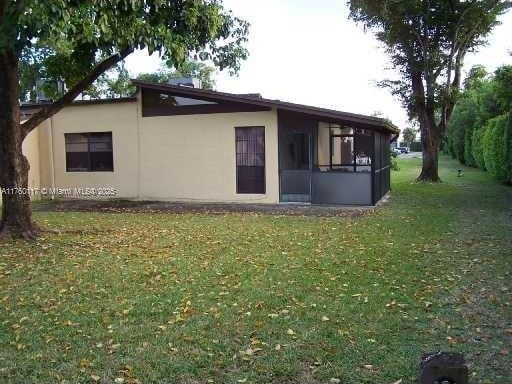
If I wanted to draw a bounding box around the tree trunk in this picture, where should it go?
[417,117,441,182]
[0,49,37,240]
[418,141,440,182]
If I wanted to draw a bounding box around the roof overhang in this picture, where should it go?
[20,96,137,110]
[132,80,400,134]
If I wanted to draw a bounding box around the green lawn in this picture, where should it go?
[1,157,511,384]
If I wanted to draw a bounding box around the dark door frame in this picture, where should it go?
[278,115,315,203]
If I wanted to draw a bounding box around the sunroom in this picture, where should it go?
[278,111,392,205]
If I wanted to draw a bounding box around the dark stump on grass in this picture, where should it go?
[419,352,468,384]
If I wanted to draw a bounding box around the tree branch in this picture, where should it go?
[441,0,500,133]
[21,47,133,136]
[449,51,463,105]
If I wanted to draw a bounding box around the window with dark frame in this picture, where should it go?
[316,124,373,173]
[65,132,114,172]
[235,127,265,194]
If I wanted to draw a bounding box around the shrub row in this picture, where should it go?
[469,113,512,184]
[445,65,512,185]
[409,141,422,152]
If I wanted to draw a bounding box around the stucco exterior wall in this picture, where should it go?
[0,122,42,205]
[317,122,330,170]
[17,99,279,204]
[24,126,41,196]
[138,109,279,203]
[50,102,139,198]
[37,119,54,192]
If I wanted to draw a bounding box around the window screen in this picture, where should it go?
[235,127,265,194]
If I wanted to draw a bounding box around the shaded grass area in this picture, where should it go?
[1,156,510,384]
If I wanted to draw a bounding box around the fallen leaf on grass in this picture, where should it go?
[80,358,91,368]
[240,347,262,356]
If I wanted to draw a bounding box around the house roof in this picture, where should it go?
[20,96,137,110]
[20,97,137,120]
[132,80,399,134]
[19,81,399,135]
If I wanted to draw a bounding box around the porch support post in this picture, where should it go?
[328,123,333,171]
[353,132,357,173]
[371,131,376,205]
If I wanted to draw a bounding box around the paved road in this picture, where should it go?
[398,151,422,159]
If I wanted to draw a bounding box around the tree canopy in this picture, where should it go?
[137,60,217,90]
[6,0,249,132]
[402,126,418,146]
[19,58,218,101]
[0,0,249,239]
[348,0,511,181]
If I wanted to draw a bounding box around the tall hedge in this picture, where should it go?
[446,65,512,184]
[409,141,422,152]
[505,112,512,184]
[471,127,487,170]
[447,106,466,162]
[447,95,479,165]
[482,115,508,182]
[463,125,476,167]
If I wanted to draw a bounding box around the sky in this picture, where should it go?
[124,0,512,132]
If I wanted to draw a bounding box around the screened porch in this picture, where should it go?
[278,111,391,205]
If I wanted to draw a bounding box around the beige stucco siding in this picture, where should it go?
[37,119,54,191]
[14,100,280,204]
[50,102,139,198]
[0,123,41,205]
[138,109,279,203]
[317,122,330,170]
[24,126,41,196]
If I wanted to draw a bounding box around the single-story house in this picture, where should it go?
[16,80,398,206]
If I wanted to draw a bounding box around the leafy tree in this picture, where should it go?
[402,126,418,146]
[18,44,53,102]
[20,53,217,101]
[348,0,510,182]
[0,1,249,239]
[137,60,217,90]
[463,65,488,90]
[493,65,512,112]
[85,59,218,99]
[100,64,134,99]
